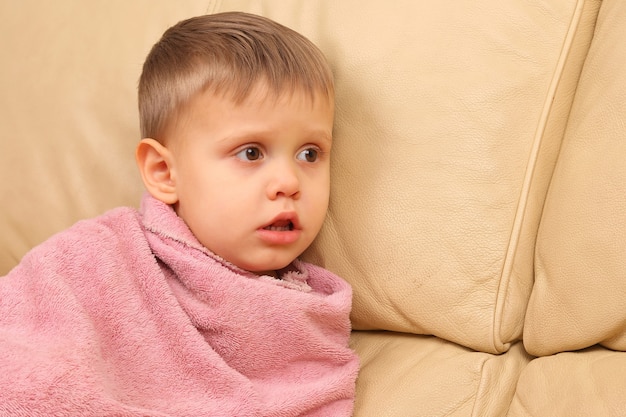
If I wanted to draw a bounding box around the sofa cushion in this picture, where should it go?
[217,0,600,353]
[508,346,626,416]
[525,0,626,356]
[350,332,531,417]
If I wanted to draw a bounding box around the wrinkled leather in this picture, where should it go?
[508,347,626,416]
[524,0,626,357]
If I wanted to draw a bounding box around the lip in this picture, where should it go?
[257,212,302,245]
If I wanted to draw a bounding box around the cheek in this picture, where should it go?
[306,179,331,222]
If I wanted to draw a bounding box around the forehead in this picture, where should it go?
[186,81,335,128]
[163,81,334,146]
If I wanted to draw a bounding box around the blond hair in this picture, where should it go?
[138,11,334,141]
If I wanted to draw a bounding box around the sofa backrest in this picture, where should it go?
[0,1,211,271]
[524,0,626,356]
[4,0,623,357]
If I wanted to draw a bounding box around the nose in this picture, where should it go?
[266,159,300,200]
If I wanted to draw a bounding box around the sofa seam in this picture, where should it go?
[491,0,588,355]
[470,355,491,417]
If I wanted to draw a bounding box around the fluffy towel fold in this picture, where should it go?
[0,194,358,416]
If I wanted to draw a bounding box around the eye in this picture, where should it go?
[235,146,263,161]
[296,148,319,163]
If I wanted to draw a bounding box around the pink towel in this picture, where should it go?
[0,194,358,416]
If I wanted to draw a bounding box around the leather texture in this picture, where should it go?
[508,347,626,416]
[351,332,532,417]
[1,0,624,415]
[0,0,212,271]
[524,0,626,357]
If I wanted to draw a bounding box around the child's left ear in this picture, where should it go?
[135,138,178,205]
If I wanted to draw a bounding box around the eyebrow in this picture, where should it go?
[219,129,333,145]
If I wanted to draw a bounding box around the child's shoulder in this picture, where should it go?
[17,206,146,271]
[56,205,142,246]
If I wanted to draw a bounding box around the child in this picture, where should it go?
[0,12,358,416]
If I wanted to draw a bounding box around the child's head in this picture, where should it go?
[135,12,335,276]
[138,11,334,142]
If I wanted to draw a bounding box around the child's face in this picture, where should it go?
[165,83,334,275]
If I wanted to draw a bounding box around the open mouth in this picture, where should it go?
[259,214,301,244]
[263,220,294,231]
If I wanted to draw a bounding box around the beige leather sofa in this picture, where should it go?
[2,0,625,415]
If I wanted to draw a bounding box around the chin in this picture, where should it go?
[244,249,304,274]
[251,259,295,274]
